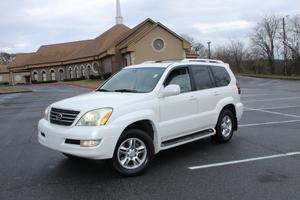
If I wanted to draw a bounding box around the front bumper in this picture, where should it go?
[38,119,121,159]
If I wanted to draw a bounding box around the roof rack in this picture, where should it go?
[181,59,224,64]
[143,58,225,64]
[143,59,183,64]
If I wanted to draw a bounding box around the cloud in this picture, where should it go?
[193,20,253,34]
[0,0,299,53]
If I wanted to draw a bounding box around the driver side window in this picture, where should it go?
[165,67,192,93]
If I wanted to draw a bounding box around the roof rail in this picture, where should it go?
[142,58,225,64]
[181,59,224,64]
[142,59,183,64]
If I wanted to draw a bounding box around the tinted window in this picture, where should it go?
[191,66,214,90]
[165,67,191,93]
[100,67,165,93]
[210,66,231,87]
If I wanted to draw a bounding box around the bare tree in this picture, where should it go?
[284,15,300,74]
[228,40,246,73]
[213,40,246,73]
[181,34,207,57]
[251,15,280,74]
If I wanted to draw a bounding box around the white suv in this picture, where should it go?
[38,59,243,176]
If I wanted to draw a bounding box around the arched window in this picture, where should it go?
[59,69,64,81]
[68,68,73,79]
[75,68,80,78]
[42,71,47,81]
[81,67,85,77]
[33,72,38,81]
[50,70,56,81]
[87,66,91,79]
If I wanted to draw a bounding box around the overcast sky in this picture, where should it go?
[0,0,299,53]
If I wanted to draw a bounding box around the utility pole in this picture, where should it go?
[207,41,211,59]
[282,17,287,76]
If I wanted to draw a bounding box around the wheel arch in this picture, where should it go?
[120,119,159,153]
[220,104,238,131]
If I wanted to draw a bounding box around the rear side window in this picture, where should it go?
[210,66,231,87]
[191,66,214,90]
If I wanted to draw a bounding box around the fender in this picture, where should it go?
[215,96,235,121]
[110,109,161,153]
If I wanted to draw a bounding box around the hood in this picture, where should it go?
[50,91,151,112]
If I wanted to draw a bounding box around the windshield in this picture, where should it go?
[98,67,165,93]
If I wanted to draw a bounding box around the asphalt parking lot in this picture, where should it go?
[1,76,300,200]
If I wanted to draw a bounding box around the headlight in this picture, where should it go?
[76,108,113,126]
[44,106,49,120]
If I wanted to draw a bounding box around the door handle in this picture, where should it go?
[189,96,197,101]
[213,91,220,96]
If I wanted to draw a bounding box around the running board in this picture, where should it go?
[161,129,215,149]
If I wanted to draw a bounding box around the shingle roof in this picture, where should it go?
[64,24,130,61]
[0,64,9,73]
[7,53,35,69]
[28,40,92,66]
[26,24,130,67]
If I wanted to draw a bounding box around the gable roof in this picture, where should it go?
[116,18,190,50]
[0,64,9,73]
[115,18,156,46]
[26,24,130,67]
[8,53,35,69]
[28,40,92,66]
[64,24,130,61]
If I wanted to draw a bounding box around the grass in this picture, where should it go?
[63,79,104,89]
[238,73,300,81]
[0,86,32,94]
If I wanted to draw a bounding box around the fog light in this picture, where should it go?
[80,140,101,147]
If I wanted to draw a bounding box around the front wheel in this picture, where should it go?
[213,109,235,143]
[108,129,154,176]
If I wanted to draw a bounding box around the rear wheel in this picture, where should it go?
[109,129,154,176]
[213,109,235,143]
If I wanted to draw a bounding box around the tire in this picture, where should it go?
[213,109,235,144]
[108,129,154,177]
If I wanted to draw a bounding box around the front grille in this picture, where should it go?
[50,107,80,126]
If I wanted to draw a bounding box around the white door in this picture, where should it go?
[190,65,219,129]
[159,67,199,140]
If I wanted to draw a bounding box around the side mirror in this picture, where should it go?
[160,84,180,97]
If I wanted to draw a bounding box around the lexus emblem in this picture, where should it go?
[56,113,63,120]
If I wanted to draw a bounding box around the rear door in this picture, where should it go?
[190,65,218,129]
[209,65,232,103]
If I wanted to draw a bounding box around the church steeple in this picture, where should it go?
[116,0,123,24]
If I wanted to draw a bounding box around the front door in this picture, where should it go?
[159,67,199,140]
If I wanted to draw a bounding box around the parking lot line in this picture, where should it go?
[244,105,300,111]
[243,96,300,103]
[245,107,300,118]
[239,119,300,127]
[188,152,300,170]
[242,94,270,98]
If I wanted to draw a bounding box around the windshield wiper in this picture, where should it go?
[97,89,112,92]
[114,89,139,93]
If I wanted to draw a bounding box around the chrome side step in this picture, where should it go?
[161,129,215,149]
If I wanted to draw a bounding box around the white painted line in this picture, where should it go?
[239,119,300,127]
[244,105,300,111]
[245,107,300,118]
[243,96,300,103]
[188,151,300,170]
[242,94,270,98]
